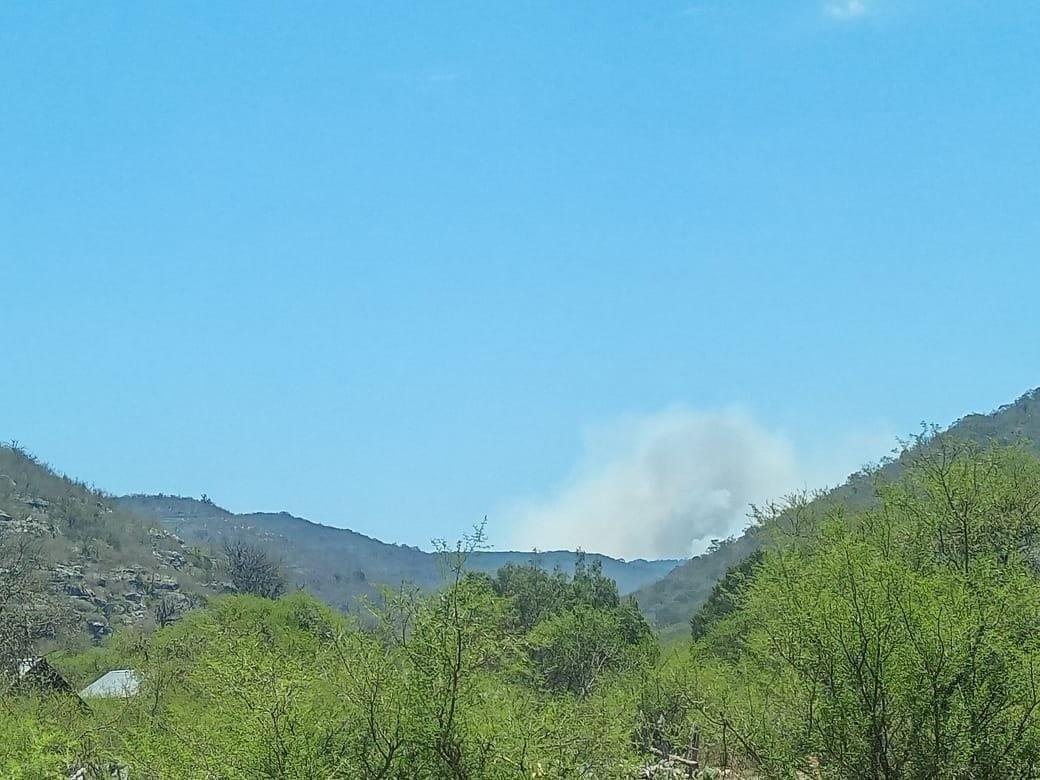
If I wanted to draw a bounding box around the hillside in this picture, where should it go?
[117,494,680,611]
[635,387,1040,632]
[0,445,220,648]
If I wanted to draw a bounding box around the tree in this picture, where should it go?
[153,594,183,629]
[0,535,71,677]
[689,549,763,643]
[527,603,654,696]
[492,552,657,697]
[696,442,1040,778]
[223,539,286,599]
[491,562,569,631]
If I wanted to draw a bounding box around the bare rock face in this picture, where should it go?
[50,563,85,582]
[0,508,55,536]
[148,574,180,591]
[64,582,95,600]
[17,495,50,510]
[109,565,145,583]
[1,445,226,648]
[203,580,238,593]
[152,548,187,570]
[162,591,192,609]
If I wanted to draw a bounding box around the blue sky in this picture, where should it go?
[2,1,1038,556]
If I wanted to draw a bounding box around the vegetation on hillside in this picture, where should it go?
[636,387,1040,633]
[4,532,665,778]
[0,442,672,655]
[0,445,218,648]
[9,392,1040,776]
[669,438,1040,776]
[8,436,1040,777]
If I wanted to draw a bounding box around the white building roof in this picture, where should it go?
[79,669,140,698]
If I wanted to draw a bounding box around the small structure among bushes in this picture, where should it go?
[79,669,140,699]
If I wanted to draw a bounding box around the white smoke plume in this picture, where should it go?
[505,407,802,560]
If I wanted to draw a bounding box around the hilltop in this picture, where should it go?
[117,494,680,611]
[635,387,1040,633]
[0,445,221,647]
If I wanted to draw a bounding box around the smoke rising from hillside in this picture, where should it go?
[506,408,802,560]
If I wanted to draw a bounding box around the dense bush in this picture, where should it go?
[5,546,659,778]
[676,441,1040,778]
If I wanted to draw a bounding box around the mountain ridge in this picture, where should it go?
[117,493,682,609]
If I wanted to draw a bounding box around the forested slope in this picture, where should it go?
[635,388,1040,632]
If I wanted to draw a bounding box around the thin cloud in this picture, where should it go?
[825,0,868,20]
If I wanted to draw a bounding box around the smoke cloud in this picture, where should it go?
[505,407,803,560]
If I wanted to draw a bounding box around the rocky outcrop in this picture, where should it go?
[0,507,55,535]
[0,444,226,646]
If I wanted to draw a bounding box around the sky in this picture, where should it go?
[2,1,1039,558]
